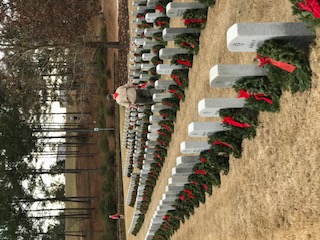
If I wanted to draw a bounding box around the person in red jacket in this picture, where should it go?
[109,213,125,220]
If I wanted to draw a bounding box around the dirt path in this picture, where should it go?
[122,0,320,239]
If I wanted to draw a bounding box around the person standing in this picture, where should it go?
[106,83,156,108]
[109,213,124,220]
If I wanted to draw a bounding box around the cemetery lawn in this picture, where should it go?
[122,0,320,239]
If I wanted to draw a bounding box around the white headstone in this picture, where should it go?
[147,133,159,140]
[166,2,206,18]
[154,80,177,90]
[148,124,161,132]
[144,28,162,37]
[180,141,211,154]
[156,64,186,74]
[147,0,158,7]
[137,6,154,13]
[140,73,151,81]
[134,28,145,34]
[141,63,155,71]
[149,115,165,122]
[151,104,172,112]
[162,28,201,41]
[227,22,315,52]
[188,122,225,137]
[159,48,189,60]
[176,156,199,164]
[143,41,161,49]
[142,53,157,61]
[198,98,246,117]
[134,18,144,24]
[153,93,174,102]
[210,64,266,88]
[145,13,165,23]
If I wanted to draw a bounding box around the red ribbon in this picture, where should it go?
[156,5,165,12]
[257,55,296,73]
[194,169,207,175]
[171,74,183,86]
[157,130,169,137]
[157,139,167,146]
[298,0,320,18]
[156,21,166,26]
[238,89,273,104]
[184,18,206,25]
[164,215,170,221]
[181,41,195,49]
[161,124,172,132]
[168,89,182,100]
[222,116,252,128]
[155,153,163,161]
[163,101,175,107]
[177,59,192,67]
[202,184,208,191]
[113,92,119,99]
[213,140,233,148]
[184,189,195,199]
[200,157,207,163]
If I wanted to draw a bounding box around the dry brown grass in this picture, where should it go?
[122,0,320,239]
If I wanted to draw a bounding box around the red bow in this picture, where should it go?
[157,130,169,137]
[171,74,183,86]
[256,55,296,73]
[200,157,207,163]
[157,139,167,146]
[161,124,172,132]
[298,0,320,18]
[156,5,165,12]
[181,41,195,49]
[184,18,206,25]
[155,153,163,161]
[164,215,170,221]
[238,89,273,104]
[194,169,207,175]
[184,189,195,199]
[202,184,208,191]
[213,140,233,148]
[168,89,182,100]
[222,116,252,128]
[163,101,175,107]
[156,21,166,26]
[177,59,192,67]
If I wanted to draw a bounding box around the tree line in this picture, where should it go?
[0,0,108,238]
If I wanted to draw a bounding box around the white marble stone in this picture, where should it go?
[198,98,246,117]
[227,22,315,52]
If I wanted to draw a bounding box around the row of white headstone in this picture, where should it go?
[127,1,208,234]
[143,20,315,240]
[126,173,140,205]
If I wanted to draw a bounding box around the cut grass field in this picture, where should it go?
[122,0,320,239]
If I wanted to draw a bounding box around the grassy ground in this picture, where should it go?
[123,0,320,239]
